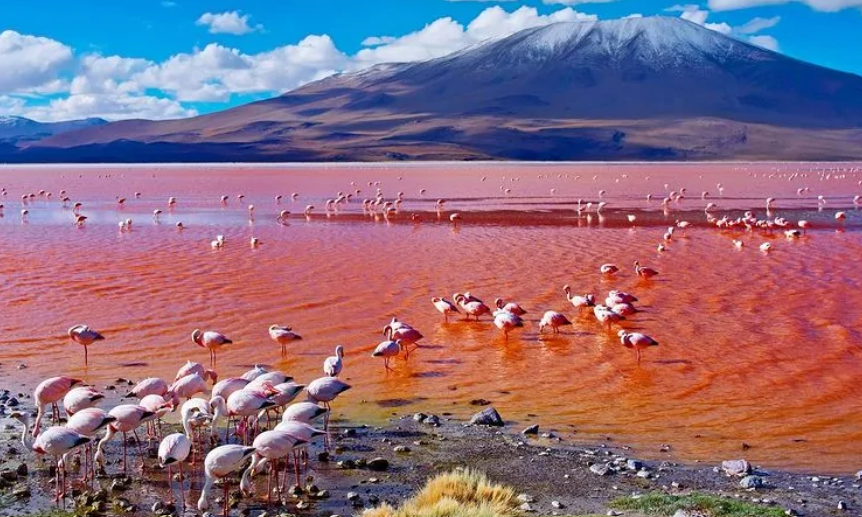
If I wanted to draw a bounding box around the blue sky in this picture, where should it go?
[1,0,860,122]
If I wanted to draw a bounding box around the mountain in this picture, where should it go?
[9,17,862,162]
[0,116,108,144]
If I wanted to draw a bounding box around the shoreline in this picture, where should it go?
[1,404,859,517]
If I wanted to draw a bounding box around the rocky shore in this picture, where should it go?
[1,392,860,517]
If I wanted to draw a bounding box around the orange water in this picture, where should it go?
[1,163,861,473]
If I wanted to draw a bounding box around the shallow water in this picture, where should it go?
[1,162,861,473]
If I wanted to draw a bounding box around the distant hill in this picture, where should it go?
[7,17,862,162]
[0,116,108,145]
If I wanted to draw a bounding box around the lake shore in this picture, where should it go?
[1,402,859,517]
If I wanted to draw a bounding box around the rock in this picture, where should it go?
[338,459,357,469]
[0,470,18,482]
[295,501,310,510]
[740,475,764,489]
[522,425,539,435]
[368,495,379,504]
[347,491,361,503]
[626,459,644,470]
[393,445,410,453]
[590,463,612,476]
[317,451,330,462]
[856,470,862,480]
[607,511,622,517]
[152,501,166,514]
[12,485,30,499]
[315,489,330,499]
[470,398,491,406]
[516,494,534,503]
[838,500,848,510]
[6,397,18,407]
[519,502,535,512]
[342,428,357,437]
[468,407,504,427]
[551,501,564,509]
[424,414,441,426]
[368,457,389,471]
[413,413,428,422]
[721,459,752,477]
[15,463,27,476]
[636,470,651,479]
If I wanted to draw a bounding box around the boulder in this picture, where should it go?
[469,407,504,427]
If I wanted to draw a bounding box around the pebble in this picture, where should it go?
[838,500,848,511]
[522,425,540,435]
[393,445,410,453]
[468,407,504,427]
[519,502,535,512]
[551,500,564,509]
[368,457,389,471]
[517,494,534,503]
[626,459,644,470]
[721,459,752,477]
[590,463,612,476]
[740,475,764,489]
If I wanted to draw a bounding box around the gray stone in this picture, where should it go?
[519,502,535,512]
[740,475,764,489]
[413,413,427,422]
[551,501,564,509]
[838,500,848,511]
[424,414,441,426]
[721,459,752,477]
[393,445,411,453]
[522,425,539,435]
[15,463,27,476]
[516,494,534,503]
[590,463,612,476]
[368,457,389,471]
[626,459,644,470]
[468,407,504,427]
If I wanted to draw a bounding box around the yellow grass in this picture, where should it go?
[362,469,519,517]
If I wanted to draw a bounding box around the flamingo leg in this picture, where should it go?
[293,451,300,488]
[267,462,272,507]
[223,480,229,517]
[84,345,88,366]
[167,465,174,505]
[179,461,185,510]
[637,349,642,364]
[122,432,128,474]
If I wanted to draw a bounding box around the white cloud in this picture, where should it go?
[671,5,778,39]
[196,11,263,35]
[748,34,780,51]
[708,0,862,11]
[736,16,781,34]
[354,6,596,67]
[22,93,196,122]
[0,30,74,93]
[361,36,398,47]
[623,13,645,18]
[543,0,619,4]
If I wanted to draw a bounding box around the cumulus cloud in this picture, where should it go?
[748,34,780,51]
[669,4,783,42]
[354,6,596,67]
[196,11,262,35]
[0,30,74,93]
[708,0,862,11]
[543,0,619,4]
[736,16,781,34]
[23,93,196,122]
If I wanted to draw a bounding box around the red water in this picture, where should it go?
[1,162,861,473]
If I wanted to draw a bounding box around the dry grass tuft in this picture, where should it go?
[362,468,518,517]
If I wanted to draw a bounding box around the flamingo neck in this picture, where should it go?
[198,475,214,511]
[94,426,116,466]
[240,455,257,492]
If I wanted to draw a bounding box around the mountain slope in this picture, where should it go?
[13,17,862,162]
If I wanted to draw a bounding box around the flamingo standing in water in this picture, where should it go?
[618,330,659,363]
[538,311,572,334]
[305,377,351,443]
[323,346,344,377]
[33,376,83,436]
[192,329,232,366]
[225,388,277,444]
[493,310,524,341]
[454,293,492,321]
[273,421,326,487]
[32,427,90,506]
[563,285,596,311]
[634,261,659,279]
[63,386,104,416]
[281,402,328,425]
[268,325,302,356]
[175,361,218,383]
[198,445,257,517]
[593,305,624,331]
[383,324,423,357]
[158,433,192,510]
[241,430,307,505]
[65,408,116,483]
[431,297,460,322]
[600,264,619,276]
[372,340,401,371]
[495,298,527,316]
[68,324,105,365]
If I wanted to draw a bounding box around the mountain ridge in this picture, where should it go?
[7,16,862,162]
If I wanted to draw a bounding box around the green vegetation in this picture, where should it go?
[363,469,518,517]
[610,492,786,517]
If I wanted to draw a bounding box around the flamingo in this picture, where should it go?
[495,298,527,316]
[634,261,659,279]
[760,242,773,253]
[198,445,257,517]
[33,377,83,437]
[305,377,351,441]
[431,297,460,322]
[158,433,192,510]
[268,325,302,355]
[538,311,572,334]
[63,386,104,416]
[181,398,213,461]
[32,427,90,506]
[593,305,624,331]
[95,404,157,474]
[125,377,169,399]
[68,324,105,365]
[65,407,116,483]
[606,290,638,305]
[618,330,659,363]
[383,324,423,356]
[372,340,401,372]
[192,329,232,366]
[281,402,328,424]
[247,371,294,389]
[494,311,524,341]
[241,364,269,381]
[323,346,344,377]
[139,394,173,443]
[175,360,218,383]
[600,264,619,276]
[241,430,307,504]
[167,373,211,405]
[226,388,277,444]
[454,294,491,321]
[273,421,326,485]
[563,286,595,310]
[798,220,811,235]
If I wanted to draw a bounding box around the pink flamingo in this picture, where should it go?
[600,264,619,275]
[431,297,460,322]
[95,404,156,474]
[32,427,90,506]
[494,311,524,341]
[634,261,659,279]
[495,298,527,316]
[63,386,104,416]
[175,360,218,383]
[125,377,169,399]
[241,430,307,505]
[593,305,625,331]
[65,408,116,483]
[618,330,659,363]
[197,444,257,517]
[181,398,214,463]
[323,346,344,377]
[140,394,173,443]
[226,388,277,444]
[372,340,401,371]
[384,325,423,356]
[453,293,492,321]
[68,324,104,365]
[167,373,211,405]
[563,285,596,310]
[538,311,572,334]
[268,325,302,356]
[158,433,192,510]
[273,421,326,487]
[33,377,83,437]
[305,377,351,443]
[281,402,328,424]
[192,329,232,366]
